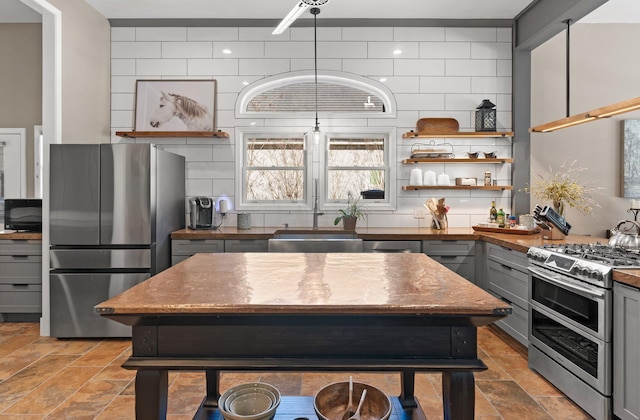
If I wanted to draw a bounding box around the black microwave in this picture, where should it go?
[4,198,42,232]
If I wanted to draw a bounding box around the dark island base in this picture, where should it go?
[193,395,427,420]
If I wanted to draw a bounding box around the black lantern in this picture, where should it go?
[475,99,497,132]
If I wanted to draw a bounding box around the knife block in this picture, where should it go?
[540,225,566,240]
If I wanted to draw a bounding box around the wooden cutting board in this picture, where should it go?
[472,225,541,235]
[416,118,459,134]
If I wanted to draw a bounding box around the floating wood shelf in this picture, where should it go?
[402,185,513,191]
[403,131,514,139]
[116,131,229,138]
[402,158,514,164]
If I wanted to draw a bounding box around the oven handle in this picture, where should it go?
[527,266,605,299]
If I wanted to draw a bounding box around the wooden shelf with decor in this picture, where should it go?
[402,157,513,164]
[403,131,514,139]
[402,185,513,191]
[115,131,229,138]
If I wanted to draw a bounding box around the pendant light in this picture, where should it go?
[530,20,640,133]
[305,7,325,145]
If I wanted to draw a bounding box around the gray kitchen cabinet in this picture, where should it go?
[363,240,421,253]
[171,239,224,265]
[484,242,529,347]
[0,240,42,318]
[614,282,640,420]
[422,240,476,283]
[224,239,269,253]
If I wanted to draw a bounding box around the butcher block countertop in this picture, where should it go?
[95,252,511,317]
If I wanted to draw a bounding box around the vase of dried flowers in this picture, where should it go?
[525,159,600,216]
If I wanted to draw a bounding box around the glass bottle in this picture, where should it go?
[497,207,505,228]
[489,201,497,222]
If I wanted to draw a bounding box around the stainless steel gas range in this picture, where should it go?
[527,244,640,420]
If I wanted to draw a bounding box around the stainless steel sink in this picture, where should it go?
[268,230,363,252]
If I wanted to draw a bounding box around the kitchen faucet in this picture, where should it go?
[312,179,323,230]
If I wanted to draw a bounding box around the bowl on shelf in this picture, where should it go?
[467,151,479,159]
[218,382,281,420]
[483,151,497,159]
[314,381,392,420]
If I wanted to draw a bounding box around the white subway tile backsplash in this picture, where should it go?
[162,42,212,58]
[342,27,393,41]
[111,59,136,76]
[446,28,497,42]
[471,42,512,60]
[419,42,470,59]
[368,42,419,59]
[214,42,265,58]
[420,76,471,94]
[265,42,313,59]
[318,42,367,59]
[343,59,393,76]
[188,59,239,76]
[395,93,445,111]
[238,59,290,76]
[446,59,496,76]
[111,24,514,229]
[291,59,342,72]
[136,27,187,42]
[112,42,162,59]
[394,59,445,76]
[111,27,135,42]
[188,27,239,41]
[394,27,445,42]
[471,77,512,94]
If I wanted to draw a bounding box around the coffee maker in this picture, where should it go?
[189,196,215,229]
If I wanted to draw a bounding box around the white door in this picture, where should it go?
[0,128,27,199]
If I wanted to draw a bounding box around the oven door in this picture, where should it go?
[528,265,609,341]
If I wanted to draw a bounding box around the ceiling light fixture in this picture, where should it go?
[530,20,640,133]
[272,0,330,35]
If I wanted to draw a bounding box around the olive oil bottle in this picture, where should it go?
[497,207,505,228]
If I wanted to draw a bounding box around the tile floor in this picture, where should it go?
[0,322,592,419]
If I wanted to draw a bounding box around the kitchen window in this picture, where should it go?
[236,127,395,211]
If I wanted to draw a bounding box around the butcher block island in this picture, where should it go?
[95,252,511,420]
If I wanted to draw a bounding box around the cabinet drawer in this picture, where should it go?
[422,240,475,256]
[494,300,529,347]
[429,255,475,282]
[363,241,421,253]
[171,239,224,256]
[0,240,42,256]
[224,240,269,253]
[486,243,528,271]
[0,284,42,313]
[487,259,529,309]
[0,256,42,284]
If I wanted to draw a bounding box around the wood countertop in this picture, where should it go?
[95,252,511,319]
[0,231,42,240]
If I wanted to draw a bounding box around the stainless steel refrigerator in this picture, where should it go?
[49,144,185,337]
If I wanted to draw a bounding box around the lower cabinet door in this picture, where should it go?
[429,255,475,282]
[50,272,149,338]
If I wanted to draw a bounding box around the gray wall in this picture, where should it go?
[0,23,42,197]
[531,23,640,237]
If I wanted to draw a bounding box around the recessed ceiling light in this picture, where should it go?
[222,49,232,54]
[393,49,402,55]
[250,121,257,126]
[379,78,387,82]
[242,81,249,86]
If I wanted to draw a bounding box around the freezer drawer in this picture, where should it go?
[50,272,149,337]
[50,249,151,270]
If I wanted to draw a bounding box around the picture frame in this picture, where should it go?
[623,119,640,198]
[134,79,216,132]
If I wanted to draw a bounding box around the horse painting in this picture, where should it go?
[149,91,213,131]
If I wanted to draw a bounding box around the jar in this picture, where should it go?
[484,170,491,186]
[509,215,517,228]
[237,212,251,230]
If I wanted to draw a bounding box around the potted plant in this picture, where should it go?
[334,193,367,230]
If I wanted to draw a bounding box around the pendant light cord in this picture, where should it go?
[564,19,572,118]
[311,7,320,131]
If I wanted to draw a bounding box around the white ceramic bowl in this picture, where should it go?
[218,382,281,420]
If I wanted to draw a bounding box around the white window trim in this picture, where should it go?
[235,126,313,212]
[235,70,397,120]
[235,126,396,212]
[320,127,396,212]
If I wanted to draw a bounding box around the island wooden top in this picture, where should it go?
[95,252,511,319]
